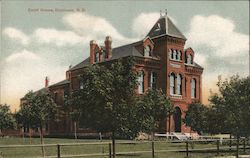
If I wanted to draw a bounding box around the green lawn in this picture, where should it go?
[0,137,249,158]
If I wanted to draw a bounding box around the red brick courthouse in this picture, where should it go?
[21,13,203,136]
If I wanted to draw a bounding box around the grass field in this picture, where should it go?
[0,137,249,158]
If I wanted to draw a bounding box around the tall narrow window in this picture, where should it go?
[177,51,181,61]
[149,72,157,90]
[138,71,144,94]
[169,49,172,59]
[171,49,174,59]
[175,51,179,60]
[191,79,196,98]
[176,74,182,95]
[173,50,176,60]
[170,73,175,95]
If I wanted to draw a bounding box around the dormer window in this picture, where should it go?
[187,54,193,64]
[155,23,161,31]
[144,45,152,57]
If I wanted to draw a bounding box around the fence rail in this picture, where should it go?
[0,138,249,158]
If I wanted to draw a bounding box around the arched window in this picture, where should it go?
[144,45,151,57]
[191,78,196,98]
[170,49,174,59]
[149,72,157,90]
[170,73,175,95]
[176,74,182,95]
[187,54,192,64]
[138,71,144,94]
[169,49,172,59]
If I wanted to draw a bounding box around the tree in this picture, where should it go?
[184,102,208,135]
[0,104,16,135]
[209,75,250,137]
[19,90,57,156]
[68,57,139,158]
[135,89,172,138]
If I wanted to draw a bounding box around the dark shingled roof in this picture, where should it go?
[69,41,143,71]
[147,16,186,40]
[49,79,70,88]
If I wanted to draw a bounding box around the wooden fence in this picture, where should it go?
[0,138,249,158]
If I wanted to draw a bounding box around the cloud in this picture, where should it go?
[33,28,87,46]
[194,53,206,67]
[2,27,30,45]
[132,12,177,38]
[186,15,249,104]
[63,12,137,46]
[2,54,67,110]
[5,49,40,62]
[186,15,249,57]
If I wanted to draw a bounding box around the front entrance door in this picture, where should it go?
[173,107,182,132]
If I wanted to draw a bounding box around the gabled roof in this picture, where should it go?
[147,15,186,40]
[69,41,143,71]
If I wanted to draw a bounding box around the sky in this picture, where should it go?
[0,1,249,111]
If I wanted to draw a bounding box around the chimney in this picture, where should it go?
[45,76,49,88]
[104,36,112,59]
[90,40,97,64]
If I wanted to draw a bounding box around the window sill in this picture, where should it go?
[169,59,182,62]
[170,94,182,99]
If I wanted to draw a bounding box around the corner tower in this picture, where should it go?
[146,11,203,133]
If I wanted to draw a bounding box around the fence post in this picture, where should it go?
[109,143,112,158]
[236,137,239,158]
[229,134,232,151]
[57,144,61,158]
[243,138,246,153]
[186,141,189,158]
[216,140,220,156]
[152,141,155,158]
